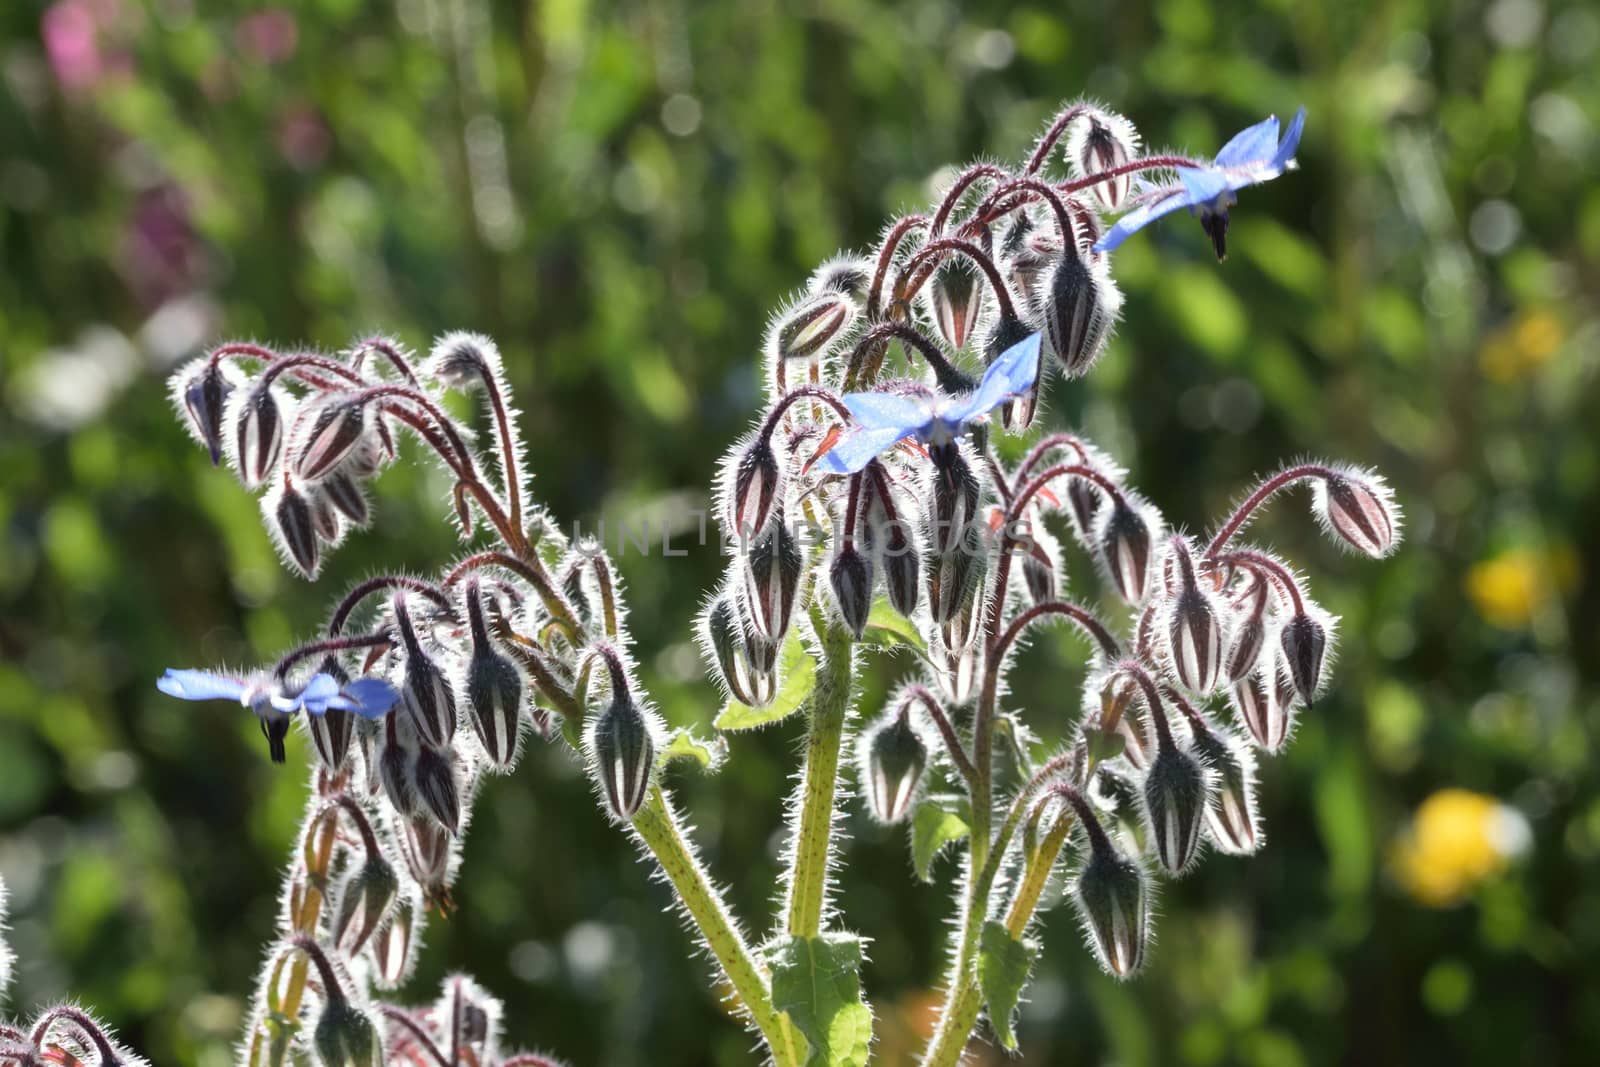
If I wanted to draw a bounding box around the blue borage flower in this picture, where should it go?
[1094,108,1306,259]
[819,332,1042,474]
[157,668,400,719]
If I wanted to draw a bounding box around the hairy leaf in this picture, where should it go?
[978,921,1038,1051]
[911,794,971,883]
[715,630,815,731]
[768,933,874,1067]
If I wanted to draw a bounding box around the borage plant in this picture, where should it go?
[14,99,1397,1067]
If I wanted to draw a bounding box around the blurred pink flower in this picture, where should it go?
[42,0,113,91]
[277,105,331,171]
[236,9,298,65]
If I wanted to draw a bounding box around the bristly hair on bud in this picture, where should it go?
[697,587,777,708]
[1162,536,1227,695]
[1230,652,1299,754]
[828,545,874,639]
[393,593,459,748]
[1060,786,1150,979]
[925,258,987,352]
[720,431,785,542]
[1184,712,1263,856]
[1096,491,1164,604]
[858,703,930,825]
[263,473,322,579]
[170,354,238,465]
[424,330,501,389]
[1313,467,1402,559]
[224,381,289,490]
[460,580,528,771]
[741,506,803,642]
[1065,107,1141,211]
[808,253,872,300]
[583,646,659,822]
[1041,229,1122,379]
[294,396,370,483]
[1279,602,1337,706]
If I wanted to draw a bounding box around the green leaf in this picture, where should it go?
[911,794,971,883]
[768,933,874,1067]
[860,600,926,651]
[977,921,1038,1052]
[657,727,727,773]
[714,629,817,731]
[1083,725,1126,765]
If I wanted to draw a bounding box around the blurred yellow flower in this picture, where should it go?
[1478,309,1562,383]
[1391,789,1530,908]
[1465,545,1578,629]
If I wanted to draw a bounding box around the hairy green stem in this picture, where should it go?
[632,786,798,1067]
[784,618,856,938]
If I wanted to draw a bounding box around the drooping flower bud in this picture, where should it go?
[1230,659,1297,753]
[265,475,321,579]
[1279,608,1331,705]
[307,655,355,772]
[1088,671,1150,772]
[1066,477,1102,545]
[1142,738,1213,876]
[742,507,803,641]
[725,435,783,542]
[403,812,455,892]
[983,312,1040,430]
[314,998,382,1067]
[1019,523,1061,605]
[828,546,874,639]
[1224,580,1270,683]
[413,743,461,833]
[1164,538,1226,695]
[587,656,656,821]
[1098,496,1158,604]
[333,854,399,955]
[773,292,856,362]
[434,977,503,1067]
[173,356,235,464]
[1185,716,1261,856]
[369,890,420,989]
[462,582,525,770]
[927,519,987,643]
[378,711,421,817]
[1068,113,1139,211]
[862,463,920,618]
[294,397,369,482]
[228,383,284,489]
[1042,243,1118,378]
[393,594,458,747]
[926,442,982,557]
[1315,469,1400,558]
[927,258,986,351]
[307,485,343,543]
[810,254,871,299]
[1069,792,1149,978]
[860,707,929,825]
[701,592,776,707]
[321,469,371,529]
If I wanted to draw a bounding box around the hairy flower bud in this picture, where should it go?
[927,258,986,351]
[1042,244,1117,378]
[1224,582,1270,683]
[829,546,874,639]
[394,594,458,747]
[413,743,461,833]
[877,517,921,619]
[1164,540,1226,694]
[1315,470,1400,558]
[378,712,421,817]
[315,998,382,1067]
[861,708,928,825]
[928,520,987,643]
[307,485,343,543]
[1069,113,1139,211]
[1186,717,1261,856]
[333,855,399,955]
[321,470,371,529]
[307,655,355,772]
[702,592,776,707]
[229,384,284,489]
[1019,524,1061,605]
[1231,660,1297,753]
[1089,672,1150,772]
[174,357,234,464]
[774,293,856,362]
[726,436,783,541]
[984,312,1040,430]
[588,672,656,821]
[369,891,420,989]
[1066,477,1102,543]
[1098,497,1156,604]
[463,583,525,769]
[1142,739,1213,876]
[403,812,455,891]
[295,398,369,482]
[742,508,802,641]
[1279,609,1330,705]
[1071,798,1149,978]
[265,476,321,579]
[926,443,981,557]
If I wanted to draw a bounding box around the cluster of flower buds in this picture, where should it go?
[0,1002,150,1067]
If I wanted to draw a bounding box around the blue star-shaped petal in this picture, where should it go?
[820,333,1041,474]
[1093,108,1305,257]
[157,668,400,719]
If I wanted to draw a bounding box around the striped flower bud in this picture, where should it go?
[378,711,421,817]
[295,397,369,482]
[1068,113,1139,211]
[701,592,776,707]
[1089,672,1150,772]
[862,465,920,618]
[228,383,284,489]
[1068,791,1149,978]
[403,812,455,891]
[587,654,656,821]
[1142,738,1213,876]
[1042,243,1117,378]
[926,442,981,557]
[1186,716,1261,856]
[828,546,874,639]
[860,707,928,825]
[1315,470,1400,559]
[1224,581,1270,683]
[307,485,343,543]
[1098,497,1157,604]
[265,476,320,579]
[173,357,234,464]
[413,743,461,833]
[314,998,381,1067]
[928,520,987,641]
[774,292,855,362]
[1279,608,1330,705]
[927,258,986,351]
[369,891,419,989]
[394,594,457,747]
[307,655,355,772]
[333,854,399,955]
[1164,539,1226,694]
[741,508,802,641]
[984,312,1040,431]
[462,582,525,770]
[726,435,783,542]
[321,469,371,529]
[1020,524,1061,605]
[1066,477,1102,545]
[1231,658,1297,753]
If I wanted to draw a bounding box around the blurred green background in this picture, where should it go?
[2,0,1597,1064]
